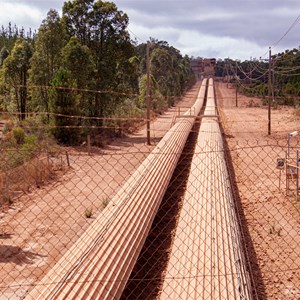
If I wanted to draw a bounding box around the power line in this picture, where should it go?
[127,27,146,44]
[271,13,300,49]
[235,61,268,81]
[258,13,300,59]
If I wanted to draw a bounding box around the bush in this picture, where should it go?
[12,127,25,144]
[5,135,39,168]
[0,118,58,171]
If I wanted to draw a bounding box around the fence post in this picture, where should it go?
[0,173,3,205]
[36,157,40,187]
[4,168,9,203]
[286,151,289,195]
[87,135,91,156]
[297,150,299,201]
[66,151,70,167]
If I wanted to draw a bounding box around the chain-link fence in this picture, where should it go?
[1,124,300,299]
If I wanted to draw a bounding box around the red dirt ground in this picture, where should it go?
[0,82,202,300]
[1,80,300,299]
[216,81,300,300]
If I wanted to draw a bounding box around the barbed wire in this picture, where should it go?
[2,84,197,102]
[0,111,147,122]
[16,84,139,97]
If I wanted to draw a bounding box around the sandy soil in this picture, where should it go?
[216,81,300,300]
[0,82,201,300]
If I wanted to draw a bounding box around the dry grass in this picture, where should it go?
[0,156,51,204]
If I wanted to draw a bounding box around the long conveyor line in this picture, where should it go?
[159,78,252,299]
[24,80,208,300]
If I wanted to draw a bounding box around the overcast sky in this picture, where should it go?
[1,0,300,60]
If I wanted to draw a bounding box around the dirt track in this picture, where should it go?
[216,81,300,299]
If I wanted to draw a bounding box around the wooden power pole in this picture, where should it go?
[235,62,238,107]
[268,47,271,135]
[146,41,151,145]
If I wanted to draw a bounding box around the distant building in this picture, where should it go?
[190,58,202,80]
[202,58,216,77]
[190,58,216,79]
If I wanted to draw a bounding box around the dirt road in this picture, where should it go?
[0,82,201,300]
[216,81,300,299]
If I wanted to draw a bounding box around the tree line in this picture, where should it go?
[216,49,300,106]
[0,0,195,144]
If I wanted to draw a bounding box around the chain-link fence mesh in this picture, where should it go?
[1,120,300,299]
[0,75,300,299]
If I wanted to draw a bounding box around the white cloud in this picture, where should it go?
[0,0,299,60]
[176,31,266,60]
[0,1,44,28]
[128,23,266,60]
[271,6,300,17]
[194,11,238,22]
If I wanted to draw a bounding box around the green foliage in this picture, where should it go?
[21,115,51,140]
[50,68,80,144]
[62,37,94,87]
[0,47,9,66]
[12,127,25,144]
[136,40,195,114]
[219,49,300,106]
[2,37,32,119]
[0,1,196,146]
[107,98,144,135]
[0,117,55,170]
[3,133,39,169]
[20,135,39,159]
[0,117,53,168]
[29,9,67,114]
[62,0,135,119]
[0,23,34,53]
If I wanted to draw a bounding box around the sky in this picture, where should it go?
[0,0,300,61]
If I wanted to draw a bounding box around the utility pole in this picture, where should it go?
[272,58,275,104]
[235,62,238,107]
[225,61,229,88]
[249,56,252,84]
[146,41,151,145]
[268,46,271,135]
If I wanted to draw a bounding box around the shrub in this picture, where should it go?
[4,135,39,169]
[12,127,25,145]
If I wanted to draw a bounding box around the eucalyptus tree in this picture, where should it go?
[61,36,95,115]
[150,47,173,96]
[2,37,32,119]
[0,23,21,52]
[62,36,94,88]
[62,0,134,121]
[145,40,195,108]
[278,49,300,104]
[50,67,80,144]
[177,54,195,95]
[29,9,67,113]
[0,47,9,66]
